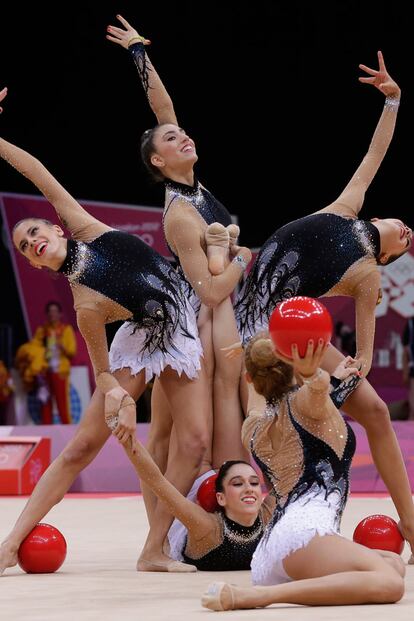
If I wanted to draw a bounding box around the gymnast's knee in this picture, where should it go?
[356,397,391,433]
[176,431,209,466]
[61,435,100,469]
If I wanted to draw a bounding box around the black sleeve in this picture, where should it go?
[129,42,151,96]
[329,374,362,410]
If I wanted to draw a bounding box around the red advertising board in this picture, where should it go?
[0,436,51,494]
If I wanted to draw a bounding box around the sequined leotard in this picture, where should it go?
[182,510,267,571]
[242,375,359,586]
[235,213,380,344]
[59,231,194,349]
[164,178,232,233]
[177,492,275,571]
[164,178,233,312]
[57,229,202,383]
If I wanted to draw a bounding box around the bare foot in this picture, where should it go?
[0,541,19,576]
[137,553,196,573]
[205,223,230,275]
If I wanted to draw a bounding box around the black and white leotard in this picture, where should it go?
[235,213,380,343]
[164,178,233,314]
[242,375,360,586]
[59,230,202,382]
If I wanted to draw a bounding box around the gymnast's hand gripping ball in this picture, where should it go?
[269,296,333,358]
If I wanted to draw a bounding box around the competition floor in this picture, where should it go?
[0,494,413,620]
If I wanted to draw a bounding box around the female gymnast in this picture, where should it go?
[236,53,410,374]
[106,14,251,568]
[122,452,274,572]
[202,334,405,610]
[230,51,414,557]
[0,87,245,574]
[106,14,248,465]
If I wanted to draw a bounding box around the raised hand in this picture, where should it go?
[106,14,151,49]
[358,50,400,99]
[0,86,7,113]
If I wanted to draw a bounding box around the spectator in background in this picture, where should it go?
[32,302,77,424]
[15,340,48,395]
[402,317,414,420]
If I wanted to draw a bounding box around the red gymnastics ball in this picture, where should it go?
[353,514,405,555]
[197,473,219,513]
[269,296,333,358]
[18,523,67,574]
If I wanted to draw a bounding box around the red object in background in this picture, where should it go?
[197,473,219,512]
[0,437,51,495]
[269,296,333,358]
[18,523,67,573]
[353,514,405,555]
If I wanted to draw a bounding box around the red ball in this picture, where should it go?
[197,473,219,513]
[353,514,405,555]
[18,523,67,574]
[269,296,333,358]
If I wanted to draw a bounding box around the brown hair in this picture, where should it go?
[215,460,253,493]
[245,331,294,402]
[140,125,166,182]
[377,247,410,266]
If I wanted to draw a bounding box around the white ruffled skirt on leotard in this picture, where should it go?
[109,315,203,384]
[251,487,344,586]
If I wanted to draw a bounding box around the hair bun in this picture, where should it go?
[250,338,276,368]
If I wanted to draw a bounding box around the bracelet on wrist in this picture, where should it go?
[120,394,136,409]
[105,394,135,430]
[300,368,323,385]
[128,36,145,48]
[384,96,400,109]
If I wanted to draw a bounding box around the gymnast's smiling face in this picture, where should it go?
[13,218,67,270]
[150,124,198,174]
[216,462,263,523]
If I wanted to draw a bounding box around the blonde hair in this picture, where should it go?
[245,331,294,402]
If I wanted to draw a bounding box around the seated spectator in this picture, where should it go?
[15,302,77,424]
